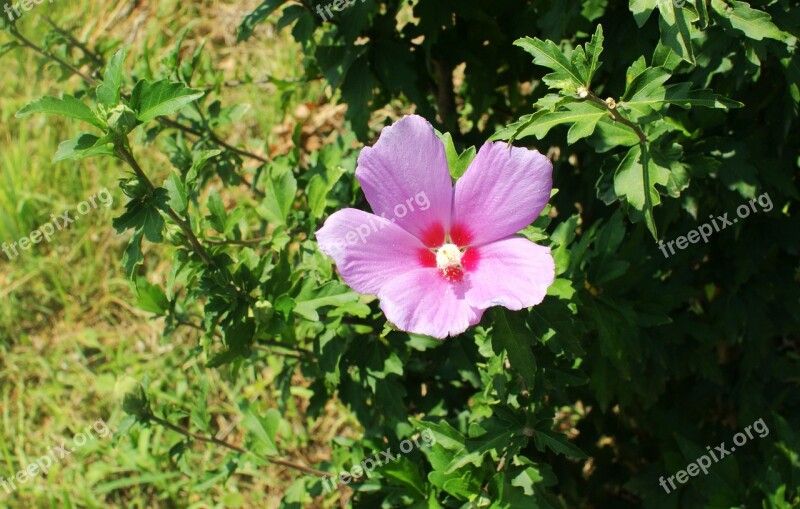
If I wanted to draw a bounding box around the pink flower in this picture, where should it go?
[316,115,555,339]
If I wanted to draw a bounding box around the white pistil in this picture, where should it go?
[435,243,462,270]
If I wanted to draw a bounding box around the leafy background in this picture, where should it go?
[0,0,798,507]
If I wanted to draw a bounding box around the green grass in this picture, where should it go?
[0,1,343,507]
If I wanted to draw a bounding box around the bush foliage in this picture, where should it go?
[4,0,800,506]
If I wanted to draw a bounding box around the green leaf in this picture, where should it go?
[238,0,289,42]
[621,82,743,114]
[533,428,587,459]
[340,55,377,140]
[710,0,787,41]
[622,66,671,103]
[307,166,345,220]
[257,161,297,225]
[135,278,169,314]
[53,133,115,162]
[113,191,168,243]
[588,117,641,152]
[572,24,604,86]
[440,132,477,179]
[409,419,466,451]
[293,280,360,321]
[629,0,658,27]
[514,37,584,92]
[491,308,537,389]
[242,407,280,456]
[16,95,105,130]
[382,457,426,499]
[206,192,228,234]
[445,415,524,474]
[129,79,205,122]
[613,144,670,238]
[509,102,608,143]
[186,149,222,190]
[164,172,189,215]
[97,47,128,107]
[122,230,144,280]
[657,0,698,64]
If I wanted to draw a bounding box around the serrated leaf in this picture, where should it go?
[135,278,169,314]
[97,48,128,107]
[257,161,297,225]
[445,416,524,474]
[130,79,204,122]
[16,95,105,130]
[514,37,584,92]
[186,149,222,189]
[164,172,188,215]
[123,230,144,280]
[238,0,289,42]
[710,0,787,41]
[242,407,280,456]
[510,102,608,142]
[588,117,641,152]
[113,190,168,243]
[293,280,360,321]
[533,429,587,459]
[657,0,697,64]
[621,82,743,114]
[613,144,670,238]
[572,24,604,86]
[491,308,537,389]
[206,192,228,234]
[53,133,115,162]
[409,419,466,451]
[629,0,658,27]
[622,66,671,103]
[307,167,345,219]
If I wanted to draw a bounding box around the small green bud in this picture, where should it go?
[254,300,274,323]
[114,376,150,419]
[106,104,138,135]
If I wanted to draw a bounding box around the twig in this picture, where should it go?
[205,237,269,246]
[115,142,216,267]
[9,26,272,170]
[252,345,305,359]
[585,92,647,143]
[148,415,330,477]
[174,318,311,357]
[9,26,97,85]
[42,15,106,68]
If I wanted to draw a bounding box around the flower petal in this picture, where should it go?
[464,236,555,310]
[356,115,452,246]
[452,142,552,246]
[316,208,431,295]
[378,268,484,339]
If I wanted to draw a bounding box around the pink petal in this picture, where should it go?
[316,208,431,295]
[378,268,485,339]
[356,115,452,247]
[464,236,555,310]
[452,142,552,246]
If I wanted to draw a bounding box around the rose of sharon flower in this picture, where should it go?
[316,115,555,339]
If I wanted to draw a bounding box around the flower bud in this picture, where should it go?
[106,104,138,135]
[114,376,150,419]
[254,299,274,323]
